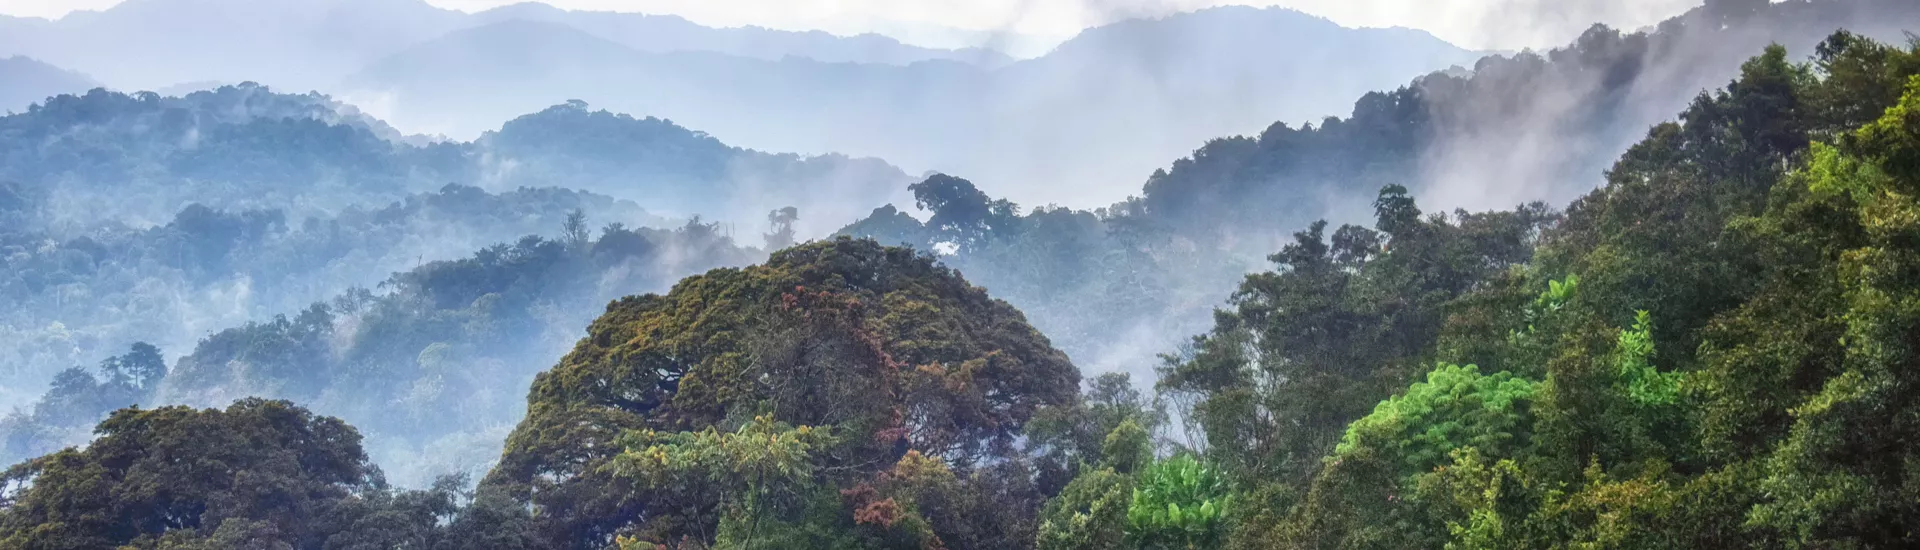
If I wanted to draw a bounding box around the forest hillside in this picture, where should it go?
[2,0,1920,548]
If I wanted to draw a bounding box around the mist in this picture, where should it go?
[0,2,1918,547]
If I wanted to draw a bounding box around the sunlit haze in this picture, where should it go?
[1,0,1701,52]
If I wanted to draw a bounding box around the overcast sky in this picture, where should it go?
[0,0,1703,52]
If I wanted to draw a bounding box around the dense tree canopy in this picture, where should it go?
[484,237,1081,547]
[0,398,556,549]
[0,399,414,549]
[5,3,1920,549]
[1122,0,1919,250]
[837,0,1920,395]
[1155,184,1553,505]
[1101,31,1920,550]
[0,202,761,487]
[0,79,903,410]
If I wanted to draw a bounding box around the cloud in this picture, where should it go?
[5,0,1706,52]
[0,0,119,19]
[428,0,1704,51]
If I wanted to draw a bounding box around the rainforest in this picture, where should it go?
[2,0,1920,548]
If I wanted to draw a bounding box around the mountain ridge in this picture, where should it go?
[467,1,1015,67]
[0,56,96,113]
[344,5,1482,208]
[0,0,1017,91]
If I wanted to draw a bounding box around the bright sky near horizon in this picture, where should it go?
[0,0,1702,51]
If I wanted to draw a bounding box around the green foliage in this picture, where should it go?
[0,343,169,462]
[1126,455,1231,549]
[1334,364,1538,480]
[1542,275,1577,311]
[1271,362,1538,548]
[908,174,1020,255]
[0,181,675,467]
[1729,72,1920,548]
[611,416,837,549]
[1142,30,1920,550]
[1035,468,1134,550]
[485,237,1079,547]
[614,416,834,496]
[1155,184,1553,513]
[0,400,412,548]
[1614,311,1681,408]
[142,214,752,483]
[0,400,545,549]
[1261,31,1920,550]
[1523,274,1580,338]
[1026,372,1164,494]
[9,6,1920,550]
[0,84,901,471]
[1411,448,1535,550]
[1128,0,1918,246]
[1101,419,1154,475]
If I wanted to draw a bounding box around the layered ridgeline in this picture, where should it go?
[0,83,902,392]
[0,84,901,479]
[0,84,907,231]
[6,32,1920,549]
[841,0,1920,383]
[0,203,759,485]
[0,0,1004,93]
[8,0,1914,214]
[478,100,908,234]
[0,56,93,113]
[0,181,656,404]
[1113,0,1920,243]
[343,7,1479,207]
[0,239,1123,549]
[1,84,437,229]
[343,0,1915,210]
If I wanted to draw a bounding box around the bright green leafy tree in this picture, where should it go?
[1125,455,1231,549]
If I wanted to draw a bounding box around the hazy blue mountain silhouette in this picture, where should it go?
[0,0,1008,92]
[347,7,1482,206]
[467,2,1013,66]
[0,56,96,113]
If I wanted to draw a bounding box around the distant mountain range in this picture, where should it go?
[0,56,95,113]
[465,2,1014,67]
[343,6,1483,207]
[0,0,1006,93]
[0,84,909,236]
[0,0,454,93]
[0,1,1483,207]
